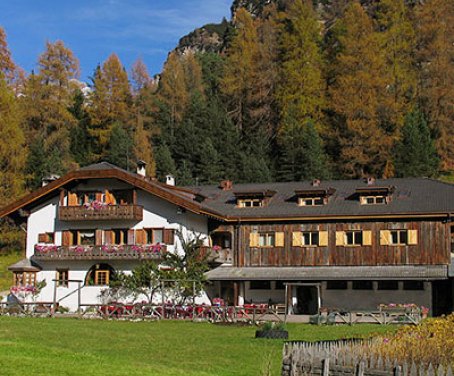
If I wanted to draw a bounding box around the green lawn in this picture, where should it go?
[0,317,395,376]
[0,251,22,292]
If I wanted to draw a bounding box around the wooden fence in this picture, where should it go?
[282,340,453,376]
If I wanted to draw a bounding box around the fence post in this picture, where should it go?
[357,361,365,376]
[323,358,330,376]
[394,365,402,376]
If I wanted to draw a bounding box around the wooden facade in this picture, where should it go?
[232,219,450,267]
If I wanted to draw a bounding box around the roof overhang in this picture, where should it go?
[8,258,42,272]
[294,188,336,197]
[206,265,448,281]
[0,167,225,220]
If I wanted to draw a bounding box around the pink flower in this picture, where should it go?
[212,245,221,252]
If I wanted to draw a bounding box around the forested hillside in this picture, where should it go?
[0,0,453,210]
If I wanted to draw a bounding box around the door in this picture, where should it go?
[296,286,319,315]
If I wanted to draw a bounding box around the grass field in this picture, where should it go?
[0,251,22,292]
[0,317,395,376]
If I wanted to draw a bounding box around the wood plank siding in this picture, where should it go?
[234,220,449,267]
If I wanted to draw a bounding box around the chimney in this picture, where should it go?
[366,177,376,186]
[166,174,175,186]
[41,174,60,187]
[312,179,321,187]
[136,160,147,177]
[219,180,233,191]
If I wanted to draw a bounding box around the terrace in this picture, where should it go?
[58,204,143,221]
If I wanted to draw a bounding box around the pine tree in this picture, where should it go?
[376,0,417,130]
[414,0,454,171]
[106,123,134,170]
[197,138,223,184]
[155,143,176,182]
[0,77,26,201]
[0,27,16,83]
[300,121,330,180]
[277,0,325,128]
[89,54,132,158]
[394,108,439,177]
[69,90,92,166]
[328,1,390,177]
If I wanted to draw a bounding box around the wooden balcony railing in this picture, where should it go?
[33,244,165,260]
[198,246,233,264]
[58,205,143,221]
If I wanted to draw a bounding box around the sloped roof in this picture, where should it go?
[192,178,454,221]
[0,162,224,219]
[8,258,42,272]
[205,265,448,281]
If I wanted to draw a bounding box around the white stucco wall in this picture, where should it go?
[23,179,210,310]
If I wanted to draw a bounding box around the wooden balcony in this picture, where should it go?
[33,244,165,260]
[58,205,143,221]
[198,246,233,264]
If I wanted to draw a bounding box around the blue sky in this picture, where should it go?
[0,0,231,81]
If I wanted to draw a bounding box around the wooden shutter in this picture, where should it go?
[96,192,103,202]
[62,231,73,246]
[38,233,48,243]
[362,231,372,246]
[318,231,328,246]
[164,229,175,245]
[127,230,135,245]
[104,190,114,205]
[104,230,114,245]
[292,232,303,247]
[380,230,390,245]
[275,232,285,247]
[249,232,259,247]
[135,229,146,245]
[335,231,345,246]
[68,192,78,206]
[407,230,418,245]
[95,230,103,245]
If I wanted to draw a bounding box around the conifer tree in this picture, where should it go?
[414,0,454,170]
[106,123,134,170]
[0,76,26,201]
[394,108,439,177]
[130,57,152,95]
[277,0,325,128]
[133,115,156,177]
[0,27,16,83]
[89,54,132,158]
[155,143,176,182]
[197,138,223,184]
[300,121,330,180]
[328,1,390,177]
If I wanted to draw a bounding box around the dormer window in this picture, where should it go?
[356,186,394,205]
[234,190,275,208]
[361,195,386,205]
[295,188,335,207]
[298,197,324,206]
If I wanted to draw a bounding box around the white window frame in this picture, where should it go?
[345,231,363,246]
[237,198,263,208]
[302,231,319,246]
[298,197,324,206]
[361,195,386,205]
[259,233,275,247]
[389,230,408,245]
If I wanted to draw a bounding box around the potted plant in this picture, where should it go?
[255,321,288,339]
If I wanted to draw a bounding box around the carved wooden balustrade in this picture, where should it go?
[33,244,165,260]
[58,205,143,221]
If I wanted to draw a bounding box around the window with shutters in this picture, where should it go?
[56,269,69,287]
[259,233,275,247]
[390,230,408,245]
[78,230,96,246]
[298,197,324,206]
[38,232,54,244]
[113,229,128,245]
[13,272,37,287]
[345,231,363,246]
[302,232,319,246]
[145,228,164,244]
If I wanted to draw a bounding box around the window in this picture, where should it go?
[298,197,324,206]
[326,281,348,290]
[13,272,36,287]
[302,232,319,246]
[390,230,408,245]
[113,229,128,245]
[38,232,54,244]
[95,270,109,285]
[352,281,373,290]
[78,230,95,246]
[237,199,262,208]
[345,231,363,246]
[360,195,386,205]
[403,281,424,290]
[377,281,398,290]
[259,233,275,247]
[275,281,286,290]
[56,269,69,287]
[145,228,164,244]
[250,281,271,290]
